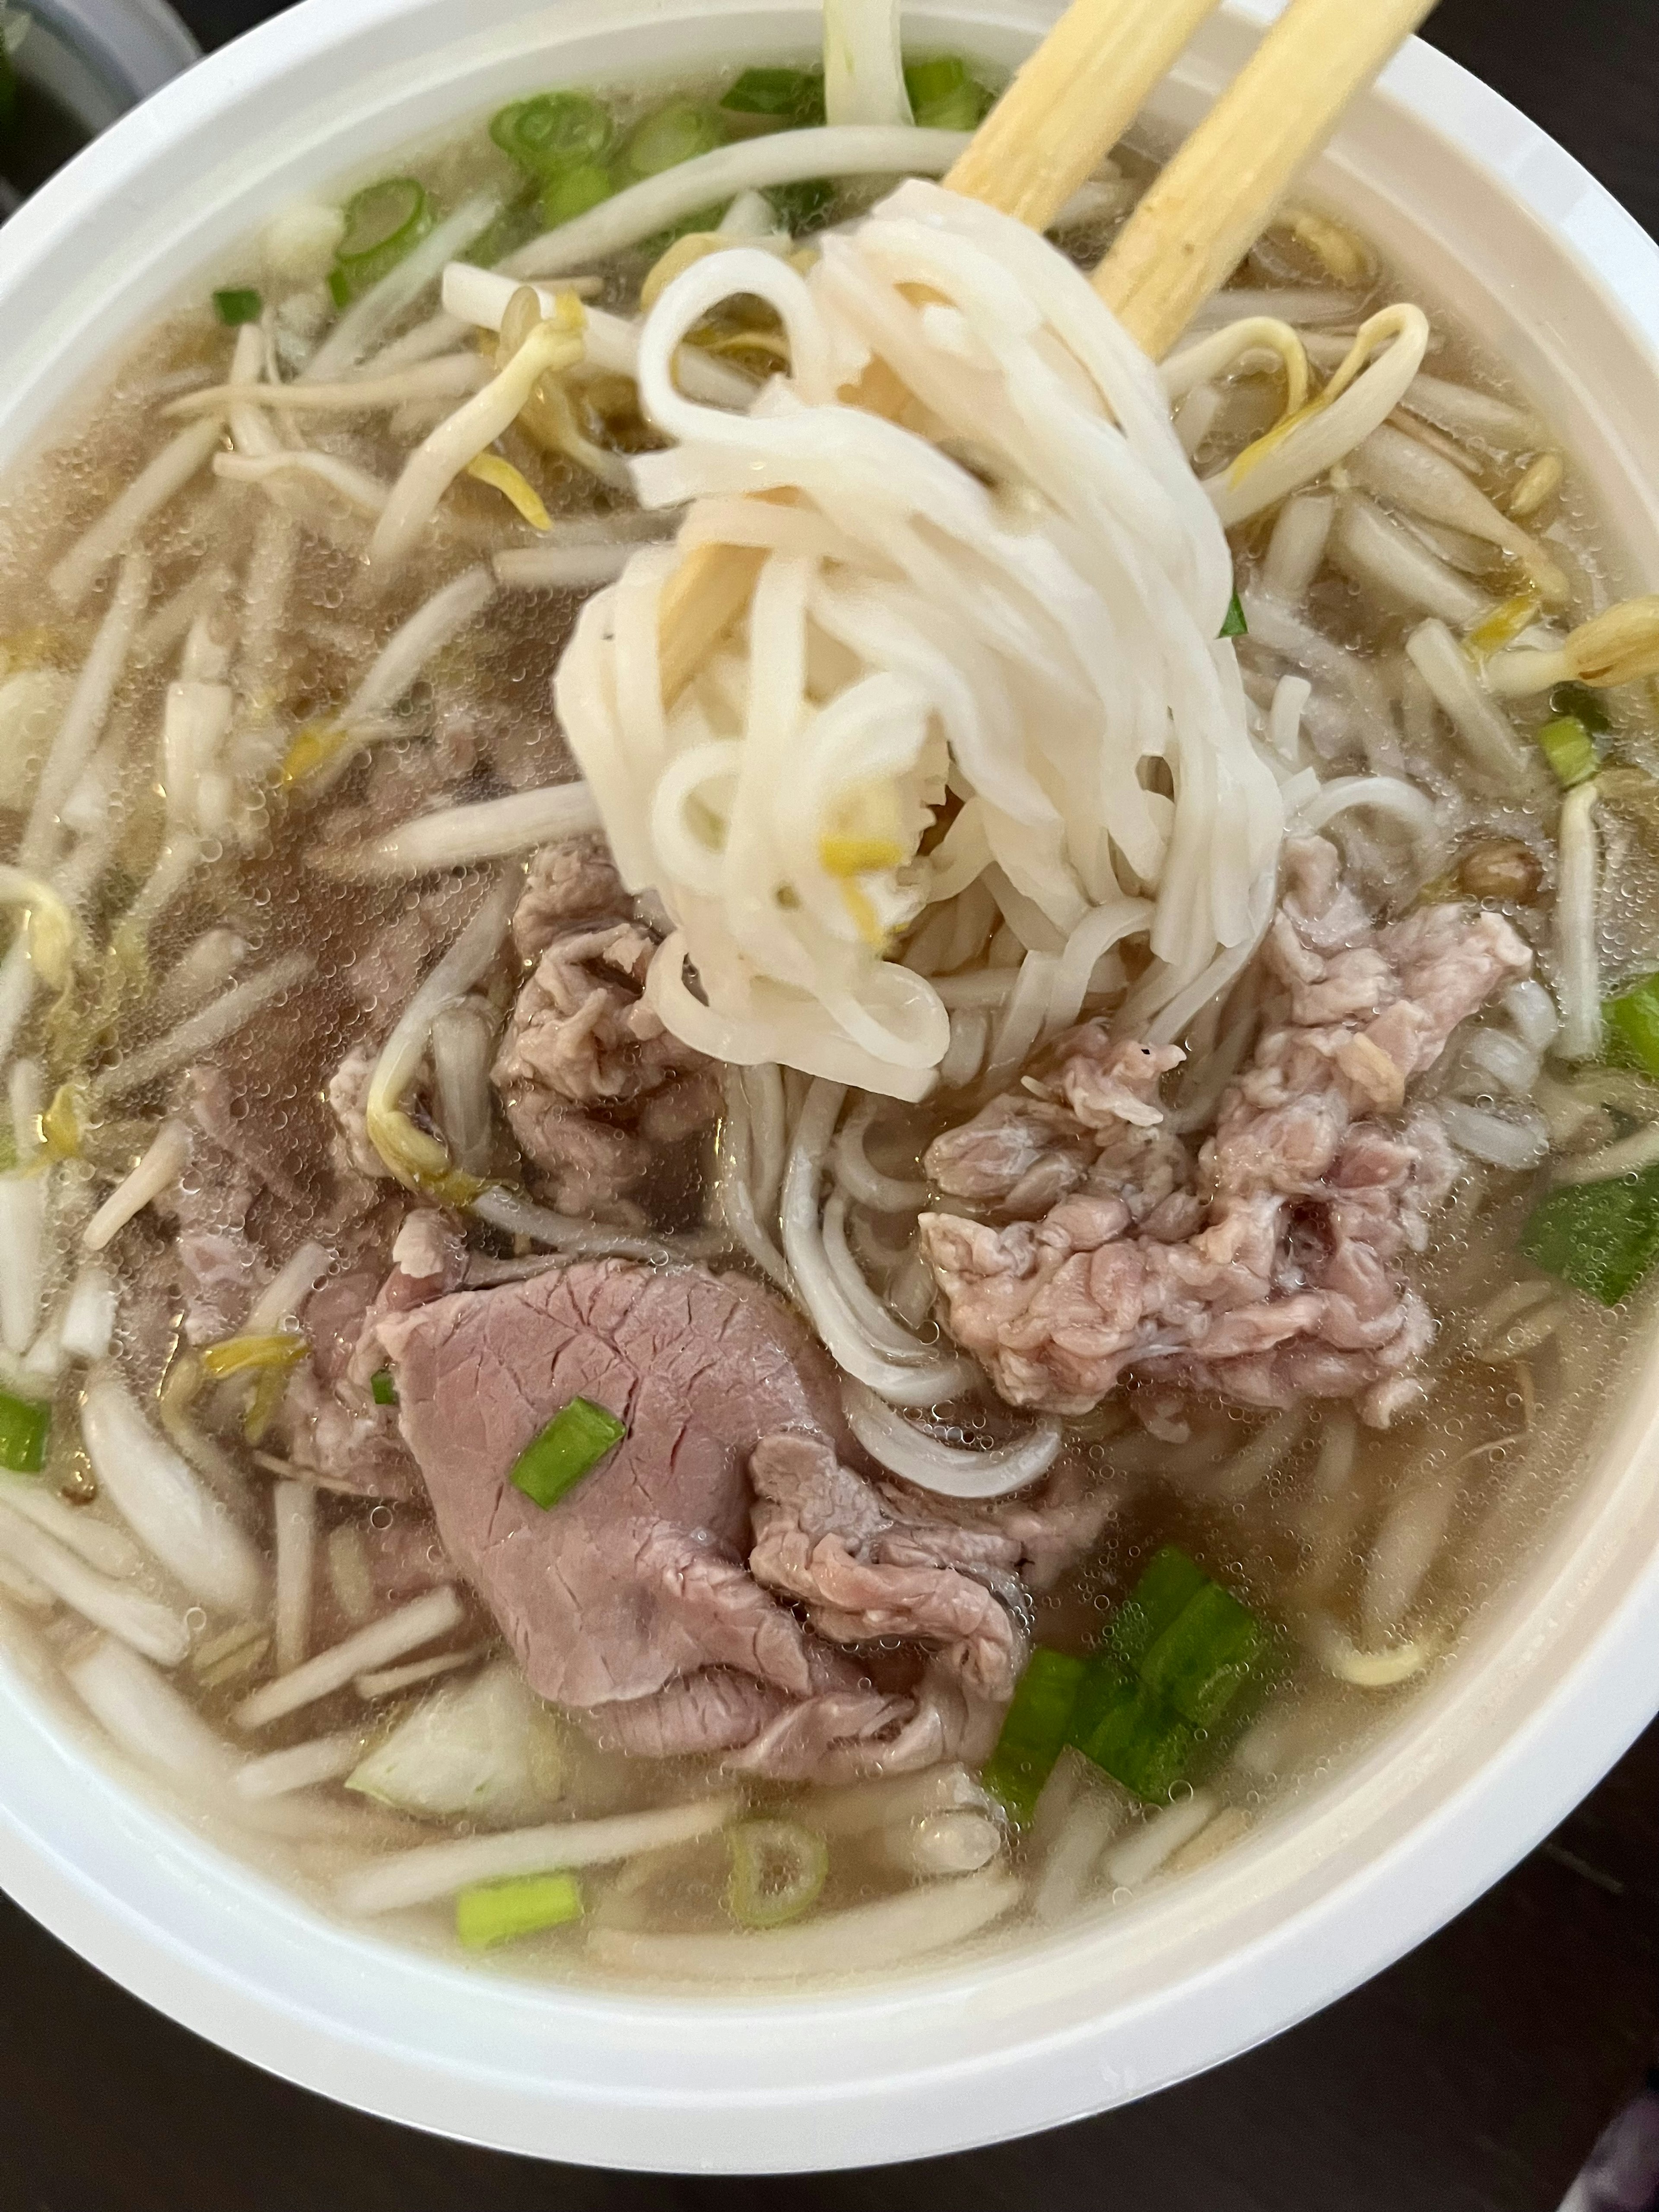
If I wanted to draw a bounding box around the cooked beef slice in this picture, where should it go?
[376,1258,1072,1778]
[490,840,716,1216]
[277,1207,467,1500]
[921,837,1530,1425]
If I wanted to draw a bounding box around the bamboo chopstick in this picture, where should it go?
[654,0,1224,704]
[1093,0,1437,360]
[944,0,1223,228]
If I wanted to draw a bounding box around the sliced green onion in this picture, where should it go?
[329,178,433,308]
[619,100,725,181]
[1220,592,1249,640]
[213,288,263,327]
[1072,1667,1200,1806]
[540,163,616,229]
[490,91,613,179]
[719,67,826,126]
[370,1369,397,1408]
[1551,680,1611,735]
[1522,1165,1659,1306]
[1137,1581,1272,1729]
[510,1396,627,1510]
[455,1870,584,1950]
[1104,1546,1209,1667]
[726,1818,829,1928]
[1604,973,1659,1079]
[1069,1549,1276,1804]
[982,1645,1084,1825]
[766,178,836,234]
[0,1390,50,1475]
[903,55,994,132]
[1535,713,1599,789]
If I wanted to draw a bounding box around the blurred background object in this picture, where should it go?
[0,0,197,217]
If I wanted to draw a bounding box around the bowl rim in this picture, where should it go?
[0,0,1658,2174]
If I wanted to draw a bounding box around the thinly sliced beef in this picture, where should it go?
[277,1206,467,1499]
[376,1258,1083,1779]
[921,839,1530,1425]
[490,840,717,1215]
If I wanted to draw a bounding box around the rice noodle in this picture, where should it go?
[1553,1122,1659,1188]
[0,1507,190,1663]
[80,1368,264,1612]
[305,191,502,382]
[1294,773,1444,874]
[781,1081,973,1405]
[588,1866,1019,1980]
[337,1792,740,1914]
[842,1378,1062,1498]
[235,1584,463,1729]
[49,423,220,611]
[832,1095,928,1212]
[442,269,755,409]
[470,1185,699,1266]
[561,185,1286,1092]
[82,1119,192,1252]
[88,951,313,1102]
[320,782,600,878]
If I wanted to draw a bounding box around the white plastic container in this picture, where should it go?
[0,0,1657,2174]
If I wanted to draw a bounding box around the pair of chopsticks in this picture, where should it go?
[657,0,1437,699]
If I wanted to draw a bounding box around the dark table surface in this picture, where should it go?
[7,2,1659,2205]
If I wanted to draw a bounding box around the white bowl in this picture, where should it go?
[1,0,1657,2174]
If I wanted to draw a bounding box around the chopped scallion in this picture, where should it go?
[1535,713,1599,789]
[1220,592,1249,639]
[1604,973,1659,1079]
[982,1645,1084,1825]
[370,1369,397,1407]
[1071,1548,1276,1804]
[719,67,826,127]
[213,288,263,327]
[619,100,724,182]
[540,163,615,229]
[903,55,994,132]
[329,178,433,308]
[0,1389,49,1475]
[726,1818,828,1928]
[489,91,613,179]
[455,1871,584,1950]
[510,1395,627,1510]
[1551,681,1611,736]
[1522,1165,1659,1306]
